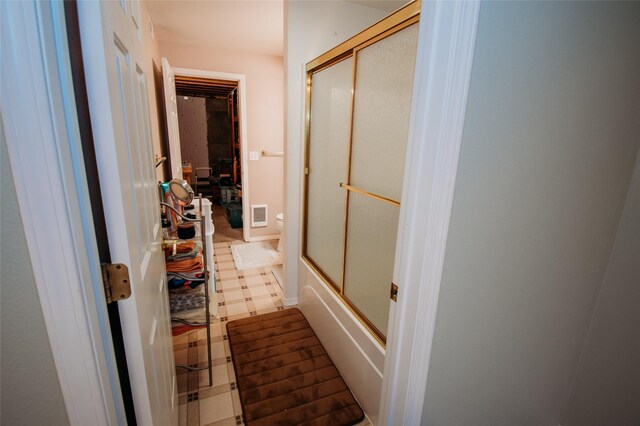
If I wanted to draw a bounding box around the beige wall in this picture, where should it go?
[159,42,284,239]
[141,2,165,183]
[177,96,208,170]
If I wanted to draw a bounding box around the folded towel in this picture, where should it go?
[165,252,203,273]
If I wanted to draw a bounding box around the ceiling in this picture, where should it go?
[145,0,408,58]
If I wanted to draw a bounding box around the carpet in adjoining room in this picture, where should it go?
[226,308,365,426]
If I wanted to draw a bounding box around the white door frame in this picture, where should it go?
[171,66,251,242]
[379,0,480,424]
[1,1,123,424]
[1,0,480,424]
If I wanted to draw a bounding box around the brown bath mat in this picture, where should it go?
[226,308,365,426]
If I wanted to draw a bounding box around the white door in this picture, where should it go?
[162,57,183,179]
[77,1,177,425]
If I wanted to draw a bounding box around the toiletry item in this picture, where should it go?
[177,223,195,239]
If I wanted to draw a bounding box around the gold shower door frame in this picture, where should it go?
[302,1,420,345]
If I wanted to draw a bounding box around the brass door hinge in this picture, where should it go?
[101,263,131,304]
[390,282,398,302]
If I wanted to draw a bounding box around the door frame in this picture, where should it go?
[171,66,251,243]
[379,0,480,423]
[1,1,123,424]
[1,0,480,424]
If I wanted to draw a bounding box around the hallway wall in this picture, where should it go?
[141,2,166,182]
[0,119,70,426]
[421,2,640,424]
[159,42,284,240]
[561,153,640,425]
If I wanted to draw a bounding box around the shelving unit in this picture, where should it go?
[163,195,216,387]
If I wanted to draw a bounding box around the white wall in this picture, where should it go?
[421,2,640,425]
[561,153,640,424]
[159,42,284,240]
[0,120,70,426]
[176,96,208,170]
[284,1,394,421]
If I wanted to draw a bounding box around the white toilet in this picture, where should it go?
[275,213,284,252]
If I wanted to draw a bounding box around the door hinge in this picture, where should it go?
[390,282,398,302]
[101,263,132,304]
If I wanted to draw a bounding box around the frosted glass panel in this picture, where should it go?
[306,57,353,286]
[350,23,418,202]
[343,193,400,337]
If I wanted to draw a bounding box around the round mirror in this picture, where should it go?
[168,178,194,205]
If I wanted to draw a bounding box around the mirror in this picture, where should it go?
[168,178,194,205]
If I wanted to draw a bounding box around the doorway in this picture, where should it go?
[166,66,251,243]
[174,75,244,243]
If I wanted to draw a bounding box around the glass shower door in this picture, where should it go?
[303,5,419,343]
[304,57,353,288]
[343,23,419,338]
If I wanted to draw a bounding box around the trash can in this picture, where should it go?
[226,203,243,228]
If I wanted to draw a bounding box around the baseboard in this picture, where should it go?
[245,234,280,242]
[283,297,298,306]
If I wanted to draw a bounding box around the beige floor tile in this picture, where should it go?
[216,254,233,262]
[240,268,260,277]
[174,333,189,345]
[231,389,243,416]
[199,392,234,425]
[243,275,265,286]
[226,362,236,383]
[248,285,271,298]
[221,289,244,303]
[205,417,237,426]
[174,349,188,365]
[178,403,188,426]
[225,301,249,317]
[176,372,188,394]
[187,371,199,392]
[198,340,225,362]
[199,383,232,400]
[196,322,221,340]
[199,363,230,388]
[217,305,228,318]
[218,278,241,290]
[217,262,236,271]
[218,269,239,280]
[187,400,199,426]
[252,297,277,311]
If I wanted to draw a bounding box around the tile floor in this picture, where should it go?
[172,240,370,426]
[173,240,285,426]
